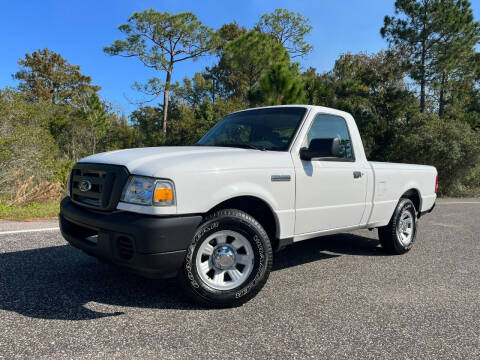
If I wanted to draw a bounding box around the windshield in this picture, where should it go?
[197,107,307,151]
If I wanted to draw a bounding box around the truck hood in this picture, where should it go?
[79,146,292,177]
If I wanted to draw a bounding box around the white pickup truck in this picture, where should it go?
[60,105,437,307]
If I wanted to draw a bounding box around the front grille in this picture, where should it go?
[70,163,129,211]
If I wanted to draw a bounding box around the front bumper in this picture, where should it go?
[59,197,202,279]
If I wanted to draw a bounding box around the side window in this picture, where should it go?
[306,114,354,160]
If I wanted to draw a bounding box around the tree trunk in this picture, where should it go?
[92,127,96,154]
[211,79,217,104]
[162,68,172,135]
[420,41,426,112]
[439,72,446,118]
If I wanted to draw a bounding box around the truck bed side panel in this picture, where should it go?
[367,162,437,227]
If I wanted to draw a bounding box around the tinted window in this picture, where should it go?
[306,114,354,160]
[197,107,307,151]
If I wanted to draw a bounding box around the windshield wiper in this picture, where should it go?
[216,142,266,151]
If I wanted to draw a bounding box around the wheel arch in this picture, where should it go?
[400,188,422,213]
[206,195,280,249]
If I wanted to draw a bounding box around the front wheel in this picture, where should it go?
[378,198,417,254]
[178,209,273,308]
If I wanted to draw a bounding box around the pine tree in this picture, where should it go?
[104,10,217,135]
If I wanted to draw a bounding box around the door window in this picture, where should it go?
[306,114,354,160]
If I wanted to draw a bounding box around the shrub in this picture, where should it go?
[393,114,480,196]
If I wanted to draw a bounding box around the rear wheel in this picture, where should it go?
[378,198,417,254]
[178,209,273,308]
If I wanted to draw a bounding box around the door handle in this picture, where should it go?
[353,171,363,179]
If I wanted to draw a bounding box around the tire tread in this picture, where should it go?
[378,198,417,255]
[178,208,273,308]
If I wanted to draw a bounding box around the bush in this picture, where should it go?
[0,89,60,201]
[393,114,480,196]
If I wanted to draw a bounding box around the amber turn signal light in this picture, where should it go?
[154,187,173,201]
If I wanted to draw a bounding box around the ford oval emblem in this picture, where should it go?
[79,180,92,192]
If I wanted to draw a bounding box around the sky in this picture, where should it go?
[1,0,480,115]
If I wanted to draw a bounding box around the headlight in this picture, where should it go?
[66,171,72,197]
[121,176,175,206]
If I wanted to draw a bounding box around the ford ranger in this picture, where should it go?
[60,105,437,307]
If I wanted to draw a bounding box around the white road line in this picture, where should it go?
[0,227,59,236]
[437,201,480,205]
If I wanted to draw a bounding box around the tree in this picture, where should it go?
[395,114,480,195]
[0,88,60,198]
[104,113,140,151]
[222,31,290,95]
[13,48,100,105]
[214,21,247,53]
[203,22,247,103]
[255,8,313,58]
[302,67,334,106]
[381,0,480,116]
[176,73,213,108]
[129,106,164,147]
[313,51,419,159]
[80,93,108,154]
[104,10,217,135]
[429,0,480,118]
[164,103,207,146]
[249,64,305,105]
[381,0,439,112]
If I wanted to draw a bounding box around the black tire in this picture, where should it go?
[178,209,273,308]
[378,198,417,255]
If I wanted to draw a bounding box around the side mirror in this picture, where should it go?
[300,138,341,161]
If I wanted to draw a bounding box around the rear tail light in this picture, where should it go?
[435,175,439,193]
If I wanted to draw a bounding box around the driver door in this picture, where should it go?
[294,113,368,235]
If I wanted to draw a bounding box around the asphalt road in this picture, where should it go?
[0,200,479,359]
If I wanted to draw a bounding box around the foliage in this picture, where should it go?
[429,0,480,118]
[394,115,480,196]
[381,0,480,117]
[49,98,111,161]
[302,51,480,196]
[1,5,479,215]
[381,0,439,111]
[175,73,214,107]
[0,201,59,220]
[13,48,100,105]
[306,51,418,158]
[7,174,63,206]
[2,53,137,208]
[203,23,248,103]
[255,8,313,58]
[104,10,217,135]
[130,106,164,146]
[80,93,109,154]
[462,164,480,196]
[215,22,247,53]
[0,89,59,200]
[104,114,140,151]
[223,31,290,93]
[249,63,305,106]
[378,0,480,195]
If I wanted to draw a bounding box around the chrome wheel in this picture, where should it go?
[396,210,414,246]
[195,230,254,291]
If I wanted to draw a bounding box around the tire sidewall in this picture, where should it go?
[393,199,417,252]
[182,210,271,304]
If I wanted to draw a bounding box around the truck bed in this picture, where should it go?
[367,161,437,227]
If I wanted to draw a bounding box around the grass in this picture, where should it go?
[0,201,59,220]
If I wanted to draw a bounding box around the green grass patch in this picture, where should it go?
[0,201,59,220]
